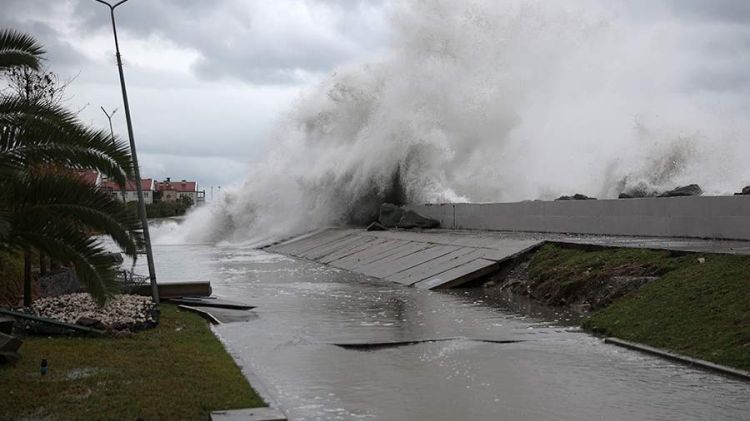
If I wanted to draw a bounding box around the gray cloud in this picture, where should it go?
[674,0,750,24]
[74,0,390,84]
[3,0,750,191]
[0,1,91,72]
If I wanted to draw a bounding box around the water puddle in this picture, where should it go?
[133,242,750,421]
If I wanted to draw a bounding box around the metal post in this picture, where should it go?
[100,106,126,202]
[95,0,159,304]
[100,106,117,146]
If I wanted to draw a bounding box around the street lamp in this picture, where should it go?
[94,0,159,304]
[100,106,117,145]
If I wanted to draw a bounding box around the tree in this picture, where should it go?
[0,29,142,305]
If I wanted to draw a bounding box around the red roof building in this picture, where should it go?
[155,177,202,204]
[100,178,154,192]
[155,179,196,193]
[100,178,156,204]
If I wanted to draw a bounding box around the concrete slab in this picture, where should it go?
[288,231,357,257]
[318,236,383,264]
[329,239,407,269]
[210,407,286,421]
[413,258,499,289]
[271,230,351,256]
[388,248,488,286]
[355,242,432,275]
[364,244,462,279]
[299,234,363,260]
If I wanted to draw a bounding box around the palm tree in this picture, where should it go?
[1,29,143,306]
[0,29,44,72]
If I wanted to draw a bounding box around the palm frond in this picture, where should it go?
[0,29,44,71]
[0,97,134,184]
[2,173,143,257]
[10,223,119,305]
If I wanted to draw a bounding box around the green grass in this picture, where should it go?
[527,244,750,371]
[527,244,686,305]
[0,304,264,420]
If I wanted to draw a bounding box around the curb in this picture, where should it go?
[604,337,750,381]
[210,327,288,421]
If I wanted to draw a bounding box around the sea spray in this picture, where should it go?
[155,0,750,245]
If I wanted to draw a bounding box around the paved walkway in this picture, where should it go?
[265,228,750,289]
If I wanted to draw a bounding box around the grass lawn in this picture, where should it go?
[0,304,264,420]
[534,245,750,371]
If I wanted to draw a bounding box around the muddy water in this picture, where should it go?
[134,243,750,421]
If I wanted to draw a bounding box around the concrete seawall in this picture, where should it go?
[407,195,750,241]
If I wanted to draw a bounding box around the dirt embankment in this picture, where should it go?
[485,243,675,312]
[482,242,750,371]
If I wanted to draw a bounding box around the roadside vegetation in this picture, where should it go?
[129,195,194,218]
[0,305,264,420]
[1,29,140,305]
[527,244,750,371]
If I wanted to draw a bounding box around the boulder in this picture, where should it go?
[742,186,750,195]
[396,210,440,229]
[378,203,404,228]
[659,184,702,197]
[0,332,21,364]
[618,184,657,199]
[0,317,13,335]
[555,193,596,201]
[378,203,440,229]
[75,317,105,330]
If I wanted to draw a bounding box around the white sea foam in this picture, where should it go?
[157,0,750,245]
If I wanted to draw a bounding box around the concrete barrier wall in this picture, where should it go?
[407,196,750,240]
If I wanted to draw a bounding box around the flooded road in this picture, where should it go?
[136,243,750,420]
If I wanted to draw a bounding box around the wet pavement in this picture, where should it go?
[134,242,750,421]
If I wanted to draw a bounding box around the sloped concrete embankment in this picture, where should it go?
[264,228,543,289]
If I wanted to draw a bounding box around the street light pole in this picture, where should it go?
[101,106,127,202]
[100,106,117,146]
[94,0,159,304]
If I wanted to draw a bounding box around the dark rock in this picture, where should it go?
[378,203,439,229]
[75,317,105,330]
[378,203,404,228]
[742,186,750,195]
[0,332,22,364]
[396,209,440,229]
[659,184,702,197]
[366,221,388,231]
[619,184,657,199]
[556,193,596,201]
[0,317,13,335]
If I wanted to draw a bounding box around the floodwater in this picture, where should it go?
[134,242,750,421]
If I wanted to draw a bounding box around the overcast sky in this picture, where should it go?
[3,0,750,197]
[1,0,392,193]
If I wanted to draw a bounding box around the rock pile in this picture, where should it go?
[619,183,703,199]
[378,203,440,229]
[29,293,157,332]
[659,184,702,197]
[555,194,596,201]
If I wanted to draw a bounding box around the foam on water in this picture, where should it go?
[158,0,750,245]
